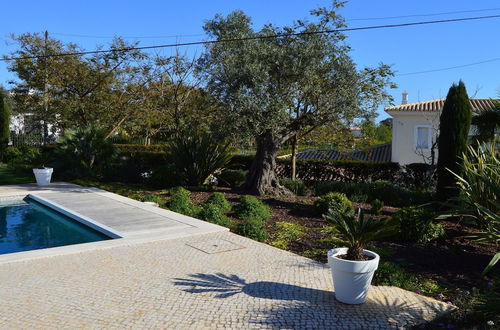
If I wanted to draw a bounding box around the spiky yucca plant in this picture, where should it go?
[325,208,397,261]
[439,140,499,274]
[168,129,232,186]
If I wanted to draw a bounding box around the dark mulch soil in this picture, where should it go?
[189,186,498,292]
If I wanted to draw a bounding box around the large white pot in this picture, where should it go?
[33,168,53,186]
[327,247,380,304]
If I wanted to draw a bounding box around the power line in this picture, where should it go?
[51,32,205,39]
[347,7,500,21]
[48,7,500,40]
[2,14,500,62]
[397,57,500,76]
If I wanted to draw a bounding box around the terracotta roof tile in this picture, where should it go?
[296,143,392,163]
[385,98,499,113]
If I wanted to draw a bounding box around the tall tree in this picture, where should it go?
[5,33,147,136]
[199,4,394,195]
[437,81,472,201]
[130,52,217,142]
[0,88,10,158]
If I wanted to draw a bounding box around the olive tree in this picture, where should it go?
[198,4,395,195]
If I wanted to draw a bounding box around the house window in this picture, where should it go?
[415,125,432,150]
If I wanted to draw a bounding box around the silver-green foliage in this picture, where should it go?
[198,3,395,194]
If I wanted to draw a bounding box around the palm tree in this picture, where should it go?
[471,106,500,143]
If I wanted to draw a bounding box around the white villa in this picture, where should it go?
[385,92,498,165]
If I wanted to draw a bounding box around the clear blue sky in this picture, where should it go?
[1,0,499,120]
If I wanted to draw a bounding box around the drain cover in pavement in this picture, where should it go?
[186,239,245,254]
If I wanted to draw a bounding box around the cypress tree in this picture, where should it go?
[0,90,10,160]
[436,81,472,201]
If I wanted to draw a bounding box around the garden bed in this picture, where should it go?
[72,180,499,328]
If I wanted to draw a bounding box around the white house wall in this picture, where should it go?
[9,114,25,134]
[388,111,440,165]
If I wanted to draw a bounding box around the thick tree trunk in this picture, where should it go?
[290,134,298,180]
[246,130,293,197]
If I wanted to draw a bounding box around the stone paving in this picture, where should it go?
[0,230,453,329]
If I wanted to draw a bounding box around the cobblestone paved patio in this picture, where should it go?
[0,230,453,329]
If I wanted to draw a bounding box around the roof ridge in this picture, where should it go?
[385,98,499,113]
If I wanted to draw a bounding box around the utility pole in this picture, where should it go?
[42,30,49,145]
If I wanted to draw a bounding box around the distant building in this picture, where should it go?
[385,92,498,164]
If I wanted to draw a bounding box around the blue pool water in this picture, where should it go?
[0,198,110,255]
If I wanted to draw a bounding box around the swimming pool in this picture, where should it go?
[0,197,110,255]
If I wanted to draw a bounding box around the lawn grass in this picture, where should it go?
[0,163,34,185]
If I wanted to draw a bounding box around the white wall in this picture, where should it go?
[9,114,25,134]
[389,111,440,165]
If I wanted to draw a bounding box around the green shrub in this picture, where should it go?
[7,147,42,171]
[217,169,247,188]
[274,221,306,241]
[207,192,232,212]
[168,129,232,186]
[234,196,270,242]
[142,194,165,207]
[300,248,326,261]
[148,164,183,188]
[369,180,411,206]
[236,217,268,242]
[3,147,22,163]
[167,187,201,217]
[373,262,443,295]
[114,144,168,153]
[313,180,431,207]
[0,91,10,158]
[371,199,384,215]
[199,203,235,228]
[270,240,289,249]
[235,196,270,222]
[373,262,419,291]
[314,181,364,196]
[280,178,306,196]
[55,126,116,179]
[393,206,445,243]
[313,192,353,217]
[350,193,368,203]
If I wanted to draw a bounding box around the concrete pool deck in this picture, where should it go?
[0,183,454,328]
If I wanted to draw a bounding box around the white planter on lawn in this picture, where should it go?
[327,247,380,304]
[33,168,53,186]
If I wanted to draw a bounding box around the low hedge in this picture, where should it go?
[314,180,434,207]
[115,144,168,153]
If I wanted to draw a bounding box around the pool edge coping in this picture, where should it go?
[28,193,124,239]
[0,183,229,265]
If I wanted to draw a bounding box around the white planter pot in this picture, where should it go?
[33,168,53,186]
[327,247,380,304]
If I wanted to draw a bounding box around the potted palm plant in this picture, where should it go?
[325,208,397,304]
[32,151,53,186]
